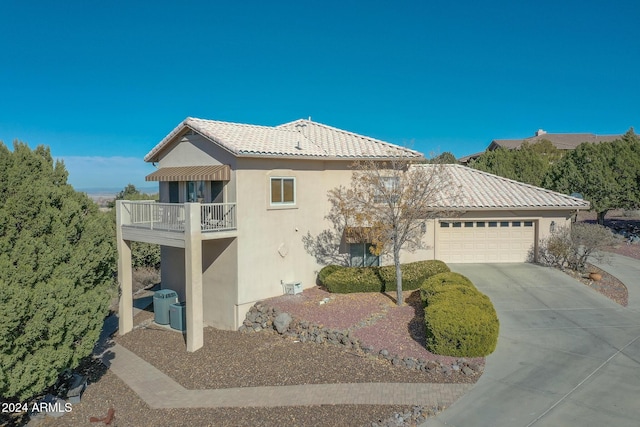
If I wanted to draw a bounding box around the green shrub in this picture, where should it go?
[323,267,383,293]
[318,264,344,285]
[423,284,481,307]
[380,260,450,291]
[420,272,499,357]
[420,272,474,304]
[425,299,499,357]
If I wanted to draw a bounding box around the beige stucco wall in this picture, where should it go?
[153,133,237,203]
[156,133,237,168]
[202,238,238,329]
[160,246,186,299]
[234,158,354,324]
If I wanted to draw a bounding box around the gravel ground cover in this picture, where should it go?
[115,323,453,390]
[36,357,414,427]
[563,263,629,306]
[266,289,483,366]
[31,288,475,427]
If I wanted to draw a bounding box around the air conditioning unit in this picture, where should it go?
[283,282,302,295]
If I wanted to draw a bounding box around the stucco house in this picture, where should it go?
[116,117,589,351]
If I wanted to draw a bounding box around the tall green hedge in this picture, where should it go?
[420,272,499,357]
[320,260,450,294]
[318,264,344,285]
[323,267,382,293]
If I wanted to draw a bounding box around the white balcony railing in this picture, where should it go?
[121,201,236,233]
[201,203,236,232]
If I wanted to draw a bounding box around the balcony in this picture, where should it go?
[117,201,237,247]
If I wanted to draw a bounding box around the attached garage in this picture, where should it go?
[437,219,535,263]
[412,165,591,264]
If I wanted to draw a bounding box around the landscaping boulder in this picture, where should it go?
[273,312,292,334]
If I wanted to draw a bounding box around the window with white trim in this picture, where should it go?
[270,177,295,205]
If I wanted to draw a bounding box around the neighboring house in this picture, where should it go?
[115,118,589,352]
[459,129,622,164]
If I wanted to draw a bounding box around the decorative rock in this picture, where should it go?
[273,312,292,334]
[468,363,482,372]
[239,301,484,383]
[462,366,475,376]
[404,357,416,369]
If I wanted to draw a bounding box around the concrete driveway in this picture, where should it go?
[425,261,640,427]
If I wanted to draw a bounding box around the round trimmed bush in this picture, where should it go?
[420,271,499,357]
[425,299,499,357]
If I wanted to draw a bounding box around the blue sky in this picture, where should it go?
[1,0,638,190]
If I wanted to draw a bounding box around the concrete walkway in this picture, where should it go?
[94,297,472,410]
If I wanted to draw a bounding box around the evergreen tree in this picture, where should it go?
[429,152,458,164]
[0,142,116,400]
[470,140,560,187]
[543,135,640,224]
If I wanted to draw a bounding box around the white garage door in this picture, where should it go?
[437,220,535,263]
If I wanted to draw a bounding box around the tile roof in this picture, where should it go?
[415,164,590,210]
[144,117,422,162]
[490,132,621,151]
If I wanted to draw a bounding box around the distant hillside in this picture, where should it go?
[78,186,158,197]
[78,186,158,208]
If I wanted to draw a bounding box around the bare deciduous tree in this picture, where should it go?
[536,223,616,271]
[305,156,461,305]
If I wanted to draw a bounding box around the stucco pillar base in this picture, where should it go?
[116,200,133,335]
[185,203,204,352]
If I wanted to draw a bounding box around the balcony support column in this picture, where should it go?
[116,200,133,335]
[184,203,204,352]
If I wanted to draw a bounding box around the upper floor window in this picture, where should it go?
[271,177,295,205]
[374,176,400,203]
